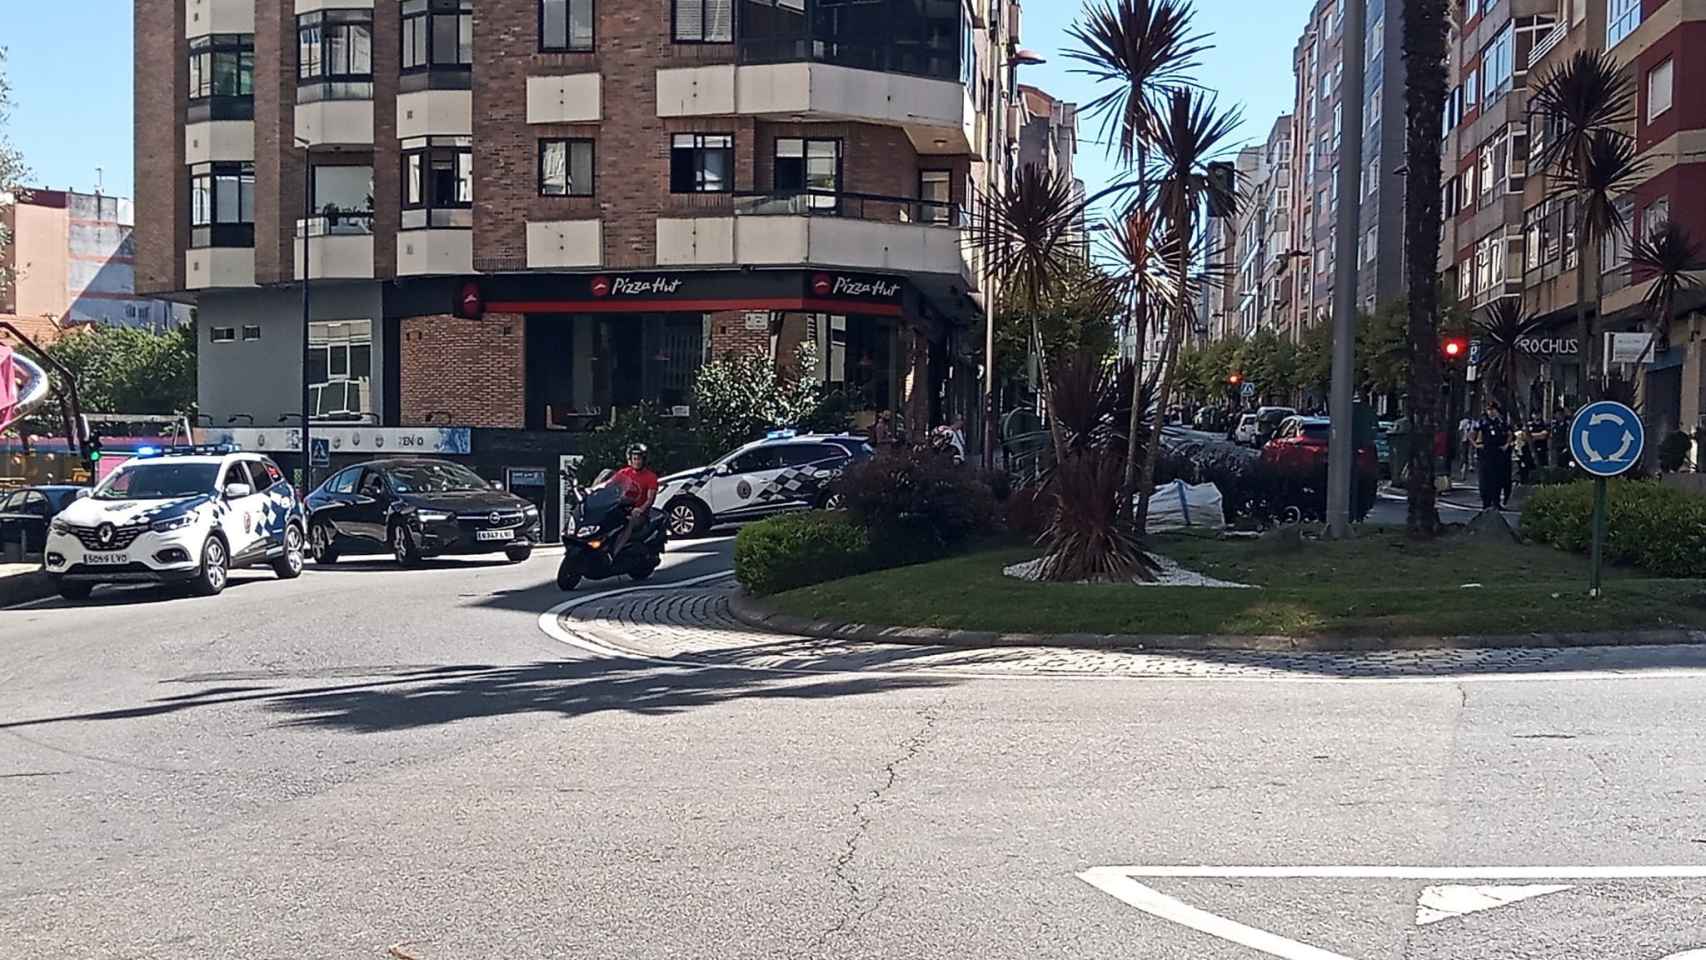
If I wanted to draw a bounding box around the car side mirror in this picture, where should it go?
[491,480,504,491]
[75,489,92,500]
[714,463,731,476]
[223,482,253,500]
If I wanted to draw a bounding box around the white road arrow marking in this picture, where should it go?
[1414,883,1572,926]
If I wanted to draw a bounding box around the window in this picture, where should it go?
[1367,88,1381,129]
[1479,140,1496,204]
[774,137,841,210]
[1602,195,1635,275]
[670,133,734,193]
[1608,0,1643,48]
[242,325,261,341]
[188,34,254,101]
[728,447,783,473]
[242,460,275,493]
[307,320,374,420]
[297,10,373,101]
[674,0,733,42]
[1464,68,1478,110]
[327,467,360,495]
[402,137,472,228]
[402,0,473,70]
[189,162,255,248]
[541,0,594,52]
[1482,24,1515,103]
[210,326,236,343]
[311,164,374,233]
[1647,58,1674,122]
[919,170,953,224]
[1643,196,1671,240]
[1364,227,1378,265]
[539,139,595,196]
[1332,103,1342,148]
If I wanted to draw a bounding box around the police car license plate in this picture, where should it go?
[84,553,128,565]
[476,529,514,542]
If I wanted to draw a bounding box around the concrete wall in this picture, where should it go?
[197,282,388,426]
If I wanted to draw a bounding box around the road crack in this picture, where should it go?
[806,701,942,955]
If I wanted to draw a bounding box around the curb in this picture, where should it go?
[0,568,54,609]
[727,591,1706,654]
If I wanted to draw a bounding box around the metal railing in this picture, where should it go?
[732,189,963,227]
[296,211,374,237]
[737,37,962,83]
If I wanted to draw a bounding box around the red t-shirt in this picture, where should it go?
[610,465,659,505]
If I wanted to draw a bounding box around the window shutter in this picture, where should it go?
[705,0,733,40]
[676,0,703,40]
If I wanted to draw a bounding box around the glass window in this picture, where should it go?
[1648,58,1674,122]
[242,460,274,493]
[539,139,595,196]
[189,162,256,247]
[674,0,734,42]
[542,0,595,51]
[312,164,374,233]
[728,448,783,473]
[401,138,473,228]
[307,320,374,420]
[402,0,473,69]
[242,325,261,341]
[670,133,734,193]
[919,169,952,224]
[188,35,254,100]
[774,137,840,210]
[297,10,372,80]
[1608,0,1643,48]
[211,326,236,343]
[327,466,361,495]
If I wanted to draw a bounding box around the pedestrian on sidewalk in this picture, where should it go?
[1457,413,1476,481]
[1473,401,1513,510]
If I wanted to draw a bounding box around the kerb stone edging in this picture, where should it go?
[728,591,1706,653]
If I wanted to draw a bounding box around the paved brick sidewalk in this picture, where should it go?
[558,583,1706,681]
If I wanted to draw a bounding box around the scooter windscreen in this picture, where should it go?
[577,478,640,531]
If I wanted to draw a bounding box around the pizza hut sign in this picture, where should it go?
[592,275,684,297]
[813,273,902,300]
[1514,336,1580,356]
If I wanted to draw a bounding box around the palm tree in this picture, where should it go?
[1133,86,1240,533]
[1528,50,1639,387]
[971,163,1090,464]
[1629,219,1706,355]
[1400,0,1450,538]
[1474,298,1543,413]
[1067,0,1207,519]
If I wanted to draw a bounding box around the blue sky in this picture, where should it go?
[4,0,1310,200]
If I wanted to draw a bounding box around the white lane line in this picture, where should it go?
[1078,868,1353,960]
[1414,884,1571,925]
[1096,865,1706,880]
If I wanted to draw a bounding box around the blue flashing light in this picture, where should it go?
[765,428,798,440]
[136,445,162,457]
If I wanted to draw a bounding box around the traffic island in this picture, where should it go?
[735,529,1706,652]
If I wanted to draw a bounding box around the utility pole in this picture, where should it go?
[296,136,314,490]
[1326,0,1367,539]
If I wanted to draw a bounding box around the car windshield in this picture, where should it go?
[1301,422,1331,440]
[96,462,221,500]
[385,462,491,494]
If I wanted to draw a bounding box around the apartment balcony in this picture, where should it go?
[185,0,253,36]
[656,61,976,157]
[398,229,472,277]
[185,120,253,165]
[295,215,374,280]
[184,247,255,290]
[525,220,603,269]
[656,190,971,283]
[295,96,374,147]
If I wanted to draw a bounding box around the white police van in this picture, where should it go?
[656,431,873,537]
[44,446,307,601]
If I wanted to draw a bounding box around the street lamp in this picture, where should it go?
[294,135,314,491]
[1326,0,1368,539]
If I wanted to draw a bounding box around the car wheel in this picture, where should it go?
[665,498,710,538]
[54,579,92,602]
[190,536,229,597]
[273,524,306,580]
[310,522,339,564]
[818,491,846,511]
[504,544,533,563]
[391,523,421,567]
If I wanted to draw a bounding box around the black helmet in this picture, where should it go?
[626,443,649,461]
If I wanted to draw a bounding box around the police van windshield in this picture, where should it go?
[96,462,222,500]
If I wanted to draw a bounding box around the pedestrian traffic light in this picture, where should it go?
[1442,336,1468,361]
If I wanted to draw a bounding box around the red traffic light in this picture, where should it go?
[1442,337,1467,359]
[1228,372,1243,385]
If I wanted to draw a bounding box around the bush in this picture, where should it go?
[572,405,708,484]
[734,512,875,596]
[1531,465,1579,487]
[1522,479,1706,578]
[1659,431,1693,473]
[834,446,999,549]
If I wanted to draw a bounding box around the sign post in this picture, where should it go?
[1568,400,1645,598]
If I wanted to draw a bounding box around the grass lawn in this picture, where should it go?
[768,528,1706,639]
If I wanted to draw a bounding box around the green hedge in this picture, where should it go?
[733,511,948,596]
[1522,480,1706,578]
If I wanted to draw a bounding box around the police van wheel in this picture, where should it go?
[666,499,710,538]
[273,524,306,580]
[191,537,229,597]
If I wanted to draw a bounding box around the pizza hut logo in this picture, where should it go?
[458,281,483,319]
[812,273,834,296]
[609,276,684,296]
[825,276,902,299]
[590,276,612,297]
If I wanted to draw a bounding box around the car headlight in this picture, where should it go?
[575,524,600,538]
[151,514,196,534]
[50,518,71,535]
[415,510,452,523]
[524,505,540,518]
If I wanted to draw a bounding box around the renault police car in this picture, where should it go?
[657,431,872,537]
[44,446,307,601]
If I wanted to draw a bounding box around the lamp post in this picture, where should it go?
[982,46,1048,471]
[1325,0,1367,539]
[294,135,314,490]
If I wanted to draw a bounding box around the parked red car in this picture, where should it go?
[1258,416,1379,523]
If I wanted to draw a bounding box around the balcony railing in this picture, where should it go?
[295,211,374,238]
[731,189,963,227]
[737,37,962,82]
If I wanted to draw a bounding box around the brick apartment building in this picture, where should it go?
[1439,0,1706,448]
[1281,0,1408,342]
[136,0,1027,531]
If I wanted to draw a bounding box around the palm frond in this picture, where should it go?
[1630,219,1706,351]
[1528,49,1637,176]
[1065,0,1209,165]
[1098,207,1186,309]
[1148,86,1244,230]
[970,163,1088,307]
[1552,129,1647,239]
[1473,298,1544,405]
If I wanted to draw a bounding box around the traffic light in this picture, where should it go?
[1228,372,1243,386]
[85,431,104,465]
[1442,336,1468,362]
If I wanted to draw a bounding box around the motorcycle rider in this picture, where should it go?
[607,443,660,556]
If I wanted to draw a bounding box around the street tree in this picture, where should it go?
[1473,298,1544,414]
[1629,219,1706,355]
[1400,0,1450,538]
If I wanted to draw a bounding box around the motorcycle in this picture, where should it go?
[556,471,668,591]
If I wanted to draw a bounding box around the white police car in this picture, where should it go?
[657,431,873,537]
[44,446,307,601]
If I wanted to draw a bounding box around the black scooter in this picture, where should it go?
[556,473,668,591]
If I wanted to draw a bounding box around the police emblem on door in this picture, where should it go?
[736,479,753,499]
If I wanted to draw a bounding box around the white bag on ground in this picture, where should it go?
[1144,480,1226,531]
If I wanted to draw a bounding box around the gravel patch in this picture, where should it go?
[1002,554,1255,589]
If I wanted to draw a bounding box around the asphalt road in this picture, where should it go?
[5,533,1705,959]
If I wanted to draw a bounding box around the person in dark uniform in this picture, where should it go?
[1473,402,1514,510]
[1528,413,1551,469]
[1550,406,1572,469]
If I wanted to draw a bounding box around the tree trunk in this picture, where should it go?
[1135,208,1193,536]
[1402,0,1450,538]
[1120,289,1149,526]
[1031,312,1067,467]
[1576,224,1597,398]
